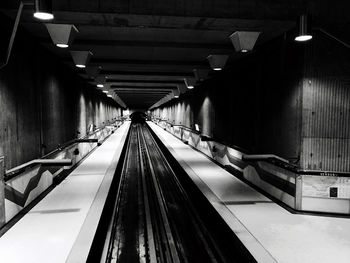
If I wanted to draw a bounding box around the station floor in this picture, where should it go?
[148,121,350,263]
[0,122,130,263]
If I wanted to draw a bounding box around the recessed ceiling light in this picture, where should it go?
[213,68,222,71]
[34,12,54,21]
[97,84,104,88]
[174,95,179,98]
[187,85,194,89]
[56,43,69,48]
[103,90,108,93]
[76,64,85,68]
[241,49,248,53]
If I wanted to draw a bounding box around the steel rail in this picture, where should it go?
[139,125,181,263]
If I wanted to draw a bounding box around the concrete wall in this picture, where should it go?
[301,31,350,171]
[152,32,350,172]
[0,16,122,170]
[152,33,303,161]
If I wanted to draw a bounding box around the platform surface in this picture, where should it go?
[148,121,350,263]
[0,121,130,263]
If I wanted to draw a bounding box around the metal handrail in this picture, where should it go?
[5,159,72,179]
[243,154,350,177]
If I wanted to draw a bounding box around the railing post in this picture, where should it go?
[0,156,5,227]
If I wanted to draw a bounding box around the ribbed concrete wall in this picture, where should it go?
[0,18,122,170]
[152,34,303,162]
[301,32,350,171]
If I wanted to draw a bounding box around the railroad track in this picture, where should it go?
[101,123,226,263]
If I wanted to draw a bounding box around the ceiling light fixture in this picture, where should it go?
[207,55,229,71]
[33,0,54,20]
[45,24,79,48]
[229,31,260,53]
[295,14,313,42]
[56,44,68,48]
[103,90,108,93]
[70,51,93,68]
[95,75,106,88]
[107,95,113,98]
[185,78,196,89]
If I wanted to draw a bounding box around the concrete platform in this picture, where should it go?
[0,121,130,263]
[148,121,350,263]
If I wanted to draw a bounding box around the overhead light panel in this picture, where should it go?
[102,90,108,93]
[193,69,209,82]
[107,94,113,98]
[229,31,260,53]
[34,0,54,20]
[295,14,312,42]
[45,24,79,48]
[70,51,93,68]
[207,55,229,71]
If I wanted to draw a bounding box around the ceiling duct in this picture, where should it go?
[229,31,260,53]
[193,69,209,82]
[86,66,102,79]
[34,0,54,20]
[295,14,312,41]
[207,55,229,71]
[70,51,93,68]
[45,24,79,48]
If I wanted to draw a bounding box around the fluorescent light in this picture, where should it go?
[97,84,104,88]
[103,90,108,93]
[56,43,69,48]
[241,49,248,53]
[174,95,179,98]
[188,85,194,89]
[107,95,112,97]
[76,64,85,68]
[213,68,222,71]
[34,12,54,20]
[295,35,313,41]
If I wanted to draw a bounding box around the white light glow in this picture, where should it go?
[174,95,179,98]
[213,68,222,71]
[33,12,54,20]
[187,85,194,89]
[76,64,86,68]
[241,49,248,53]
[97,84,104,88]
[103,90,108,93]
[195,124,200,132]
[107,95,113,97]
[295,35,313,41]
[56,44,69,48]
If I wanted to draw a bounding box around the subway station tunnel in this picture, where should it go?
[1,0,350,262]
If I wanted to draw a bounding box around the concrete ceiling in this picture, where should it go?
[1,0,349,110]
